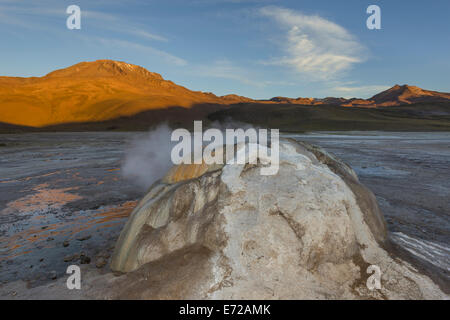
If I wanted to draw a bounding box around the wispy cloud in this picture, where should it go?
[0,3,168,42]
[259,6,366,80]
[83,10,168,42]
[330,85,390,98]
[128,29,168,42]
[195,58,296,88]
[93,37,187,66]
[196,59,263,87]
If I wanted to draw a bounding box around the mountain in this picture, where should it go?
[270,96,319,105]
[220,94,254,103]
[370,84,450,106]
[0,59,449,129]
[267,85,450,107]
[0,60,243,127]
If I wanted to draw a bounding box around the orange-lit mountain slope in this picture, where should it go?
[0,60,240,127]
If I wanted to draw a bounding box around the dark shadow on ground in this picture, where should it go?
[1,102,450,134]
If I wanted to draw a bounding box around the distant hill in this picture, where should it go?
[370,85,450,106]
[267,85,450,107]
[0,59,449,131]
[0,60,246,127]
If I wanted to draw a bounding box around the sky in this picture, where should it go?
[0,0,449,99]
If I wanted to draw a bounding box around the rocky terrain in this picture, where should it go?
[0,133,448,299]
[104,139,445,299]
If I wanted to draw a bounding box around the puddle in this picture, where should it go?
[1,184,82,215]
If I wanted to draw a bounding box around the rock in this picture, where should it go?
[63,240,70,247]
[49,271,57,280]
[76,235,91,241]
[96,257,107,269]
[63,255,74,262]
[63,253,80,262]
[80,255,91,264]
[109,139,446,299]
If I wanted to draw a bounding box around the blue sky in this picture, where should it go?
[0,0,449,99]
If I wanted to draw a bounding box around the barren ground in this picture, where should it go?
[0,131,448,299]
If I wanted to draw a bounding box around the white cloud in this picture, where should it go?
[83,11,168,42]
[197,59,263,87]
[195,59,297,88]
[0,4,168,42]
[331,85,390,98]
[93,37,187,66]
[259,6,366,80]
[128,29,168,42]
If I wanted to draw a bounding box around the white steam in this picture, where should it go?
[121,121,258,190]
[121,124,174,190]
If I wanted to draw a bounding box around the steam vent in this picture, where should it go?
[109,139,445,299]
